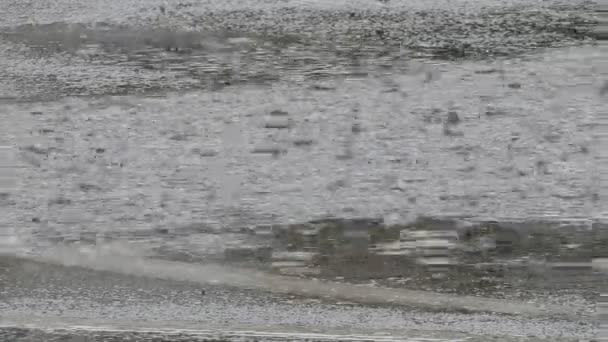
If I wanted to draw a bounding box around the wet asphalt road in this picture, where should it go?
[0,0,598,99]
[0,0,605,341]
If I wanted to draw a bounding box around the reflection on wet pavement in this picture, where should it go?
[212,217,597,300]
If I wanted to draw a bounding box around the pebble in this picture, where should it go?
[507,82,522,89]
[446,111,460,125]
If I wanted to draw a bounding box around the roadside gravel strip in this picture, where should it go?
[0,322,589,342]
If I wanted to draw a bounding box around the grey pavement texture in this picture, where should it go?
[0,0,605,341]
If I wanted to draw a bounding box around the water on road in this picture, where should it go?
[0,0,604,341]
